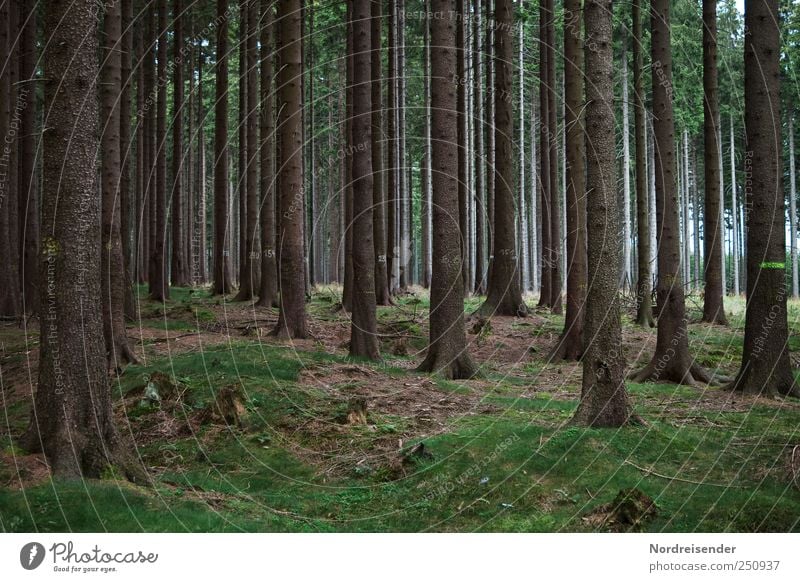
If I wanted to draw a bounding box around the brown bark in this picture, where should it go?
[477,0,526,317]
[573,0,638,428]
[551,0,586,362]
[547,0,561,314]
[372,0,391,305]
[235,0,260,301]
[18,0,39,314]
[417,0,477,380]
[0,1,21,317]
[725,0,799,398]
[101,0,138,368]
[457,0,469,294]
[631,0,710,386]
[473,0,485,296]
[256,0,279,308]
[537,0,551,308]
[121,0,136,317]
[212,0,232,295]
[23,0,142,481]
[387,0,398,293]
[342,4,354,312]
[633,0,654,327]
[349,0,380,361]
[701,0,727,325]
[150,0,169,301]
[171,0,189,287]
[272,0,308,338]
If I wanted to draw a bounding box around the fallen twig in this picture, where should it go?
[623,460,743,489]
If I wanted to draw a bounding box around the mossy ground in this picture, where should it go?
[1,288,799,532]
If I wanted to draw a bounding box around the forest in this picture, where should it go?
[1,0,800,534]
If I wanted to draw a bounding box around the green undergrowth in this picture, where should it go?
[2,289,800,532]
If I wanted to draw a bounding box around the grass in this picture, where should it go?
[1,288,799,532]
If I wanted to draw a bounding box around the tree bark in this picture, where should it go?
[372,0,391,305]
[573,0,638,427]
[417,0,477,379]
[537,0,551,308]
[349,0,380,360]
[101,0,138,368]
[633,0,654,327]
[149,0,169,301]
[272,0,308,338]
[213,0,232,295]
[478,0,526,317]
[621,28,632,290]
[547,0,562,314]
[23,0,142,481]
[631,0,710,386]
[791,115,799,298]
[171,0,189,287]
[473,0,485,295]
[257,0,279,307]
[551,0,586,362]
[726,0,799,398]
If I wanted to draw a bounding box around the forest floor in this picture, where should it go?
[1,286,800,532]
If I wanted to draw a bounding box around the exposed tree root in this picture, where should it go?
[629,359,716,387]
[416,350,478,380]
[724,368,800,399]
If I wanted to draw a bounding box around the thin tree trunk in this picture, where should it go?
[547,0,562,314]
[790,115,798,298]
[257,0,278,307]
[473,0,485,295]
[633,0,654,327]
[551,0,586,361]
[730,116,739,295]
[213,0,232,294]
[100,0,138,368]
[478,0,526,317]
[537,0,551,307]
[18,0,39,313]
[573,0,638,427]
[621,28,632,290]
[372,0,391,305]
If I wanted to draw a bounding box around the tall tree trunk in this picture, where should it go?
[235,0,259,300]
[418,0,477,379]
[484,0,495,295]
[342,5,354,311]
[632,0,710,386]
[621,29,632,290]
[473,0,485,295]
[349,0,380,360]
[150,0,169,301]
[730,117,739,295]
[387,0,398,293]
[457,0,469,294]
[551,0,586,361]
[121,0,136,315]
[633,0,654,327]
[726,0,798,398]
[18,0,39,313]
[397,0,408,290]
[101,0,138,367]
[518,13,529,293]
[478,0,526,317]
[537,0,552,308]
[257,0,278,307]
[23,0,141,481]
[0,1,22,317]
[791,115,799,298]
[372,0,391,305]
[171,0,188,287]
[573,0,638,427]
[547,0,562,314]
[272,0,308,338]
[213,0,232,294]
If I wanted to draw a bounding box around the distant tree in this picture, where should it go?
[633,0,654,327]
[257,0,279,307]
[551,0,586,361]
[213,0,233,295]
[417,0,477,379]
[171,0,189,287]
[537,0,552,308]
[478,0,527,317]
[100,0,138,366]
[372,0,391,305]
[631,0,710,386]
[150,0,169,301]
[573,0,638,427]
[726,0,799,397]
[272,0,308,338]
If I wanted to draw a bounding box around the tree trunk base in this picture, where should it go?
[233,288,254,302]
[701,307,728,326]
[634,311,655,328]
[724,368,800,398]
[548,330,583,362]
[476,293,528,318]
[254,296,279,308]
[629,359,713,386]
[416,349,478,380]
